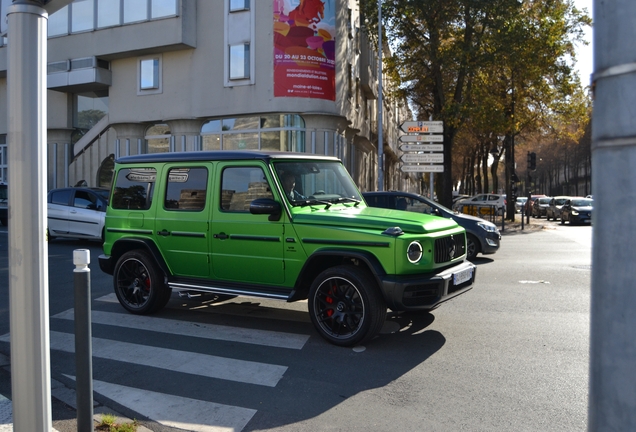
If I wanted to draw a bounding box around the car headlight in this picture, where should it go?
[407,241,423,263]
[477,222,498,233]
[571,210,579,215]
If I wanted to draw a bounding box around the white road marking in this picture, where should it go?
[0,332,287,387]
[66,376,256,432]
[53,309,309,350]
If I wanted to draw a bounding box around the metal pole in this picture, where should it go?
[589,0,636,429]
[74,249,94,432]
[377,0,384,191]
[7,2,52,431]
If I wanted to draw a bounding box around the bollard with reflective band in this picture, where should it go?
[73,249,94,432]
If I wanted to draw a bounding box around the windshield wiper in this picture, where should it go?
[333,197,361,206]
[297,199,333,209]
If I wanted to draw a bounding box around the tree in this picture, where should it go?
[360,0,590,210]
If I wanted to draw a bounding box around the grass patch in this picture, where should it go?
[95,413,138,432]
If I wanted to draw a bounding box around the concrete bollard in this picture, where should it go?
[73,249,94,432]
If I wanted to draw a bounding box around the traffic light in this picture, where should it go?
[527,152,536,171]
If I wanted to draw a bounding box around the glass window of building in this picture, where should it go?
[229,44,250,80]
[146,124,171,154]
[0,135,6,183]
[124,0,148,23]
[71,0,95,33]
[72,92,109,144]
[229,0,249,12]
[201,115,305,152]
[140,59,160,89]
[98,0,120,28]
[151,0,177,18]
[48,5,69,37]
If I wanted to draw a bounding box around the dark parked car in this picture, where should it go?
[560,197,593,225]
[363,191,501,260]
[532,196,552,218]
[47,187,110,241]
[546,196,569,221]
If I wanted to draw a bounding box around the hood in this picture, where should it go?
[292,205,459,234]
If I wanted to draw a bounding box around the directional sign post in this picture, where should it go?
[398,134,444,143]
[401,154,444,164]
[399,121,444,134]
[400,165,445,173]
[399,144,444,152]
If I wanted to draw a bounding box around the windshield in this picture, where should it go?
[555,198,568,205]
[538,198,551,204]
[94,189,110,202]
[274,161,362,206]
[571,199,593,207]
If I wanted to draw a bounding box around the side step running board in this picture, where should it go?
[168,282,291,301]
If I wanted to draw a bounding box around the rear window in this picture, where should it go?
[50,189,72,206]
[112,168,157,210]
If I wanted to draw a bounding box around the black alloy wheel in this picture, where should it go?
[114,250,172,314]
[308,265,386,347]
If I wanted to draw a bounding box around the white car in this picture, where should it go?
[453,193,506,215]
[47,187,110,241]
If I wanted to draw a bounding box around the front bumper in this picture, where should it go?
[379,260,476,311]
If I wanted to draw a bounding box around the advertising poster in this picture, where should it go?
[273,0,336,101]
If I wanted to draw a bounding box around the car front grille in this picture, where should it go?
[434,234,466,263]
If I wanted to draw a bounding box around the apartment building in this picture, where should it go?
[0,0,414,192]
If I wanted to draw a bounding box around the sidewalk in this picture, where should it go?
[499,213,548,234]
[0,354,152,432]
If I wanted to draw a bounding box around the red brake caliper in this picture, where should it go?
[325,281,337,317]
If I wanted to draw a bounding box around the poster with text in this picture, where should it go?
[274,0,336,101]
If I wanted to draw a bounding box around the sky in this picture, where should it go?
[572,0,594,86]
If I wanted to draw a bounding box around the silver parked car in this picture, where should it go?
[546,196,570,221]
[47,187,110,241]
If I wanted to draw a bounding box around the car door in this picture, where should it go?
[68,189,106,239]
[47,188,72,236]
[210,163,285,285]
[154,165,211,278]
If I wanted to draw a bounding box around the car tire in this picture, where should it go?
[308,265,387,347]
[466,234,479,261]
[113,250,172,315]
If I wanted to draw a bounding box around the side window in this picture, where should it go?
[220,167,272,212]
[73,191,97,209]
[112,168,157,210]
[164,167,208,211]
[51,189,72,206]
[408,198,434,214]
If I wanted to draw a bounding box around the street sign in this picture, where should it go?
[401,154,444,163]
[399,144,444,152]
[398,134,444,143]
[399,121,444,134]
[400,165,445,173]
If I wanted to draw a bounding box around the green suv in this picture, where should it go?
[99,151,476,346]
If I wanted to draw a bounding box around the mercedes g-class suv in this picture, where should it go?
[99,151,476,346]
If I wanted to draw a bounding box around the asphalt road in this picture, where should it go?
[0,220,591,431]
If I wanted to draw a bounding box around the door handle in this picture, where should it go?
[213,233,228,240]
[157,229,170,237]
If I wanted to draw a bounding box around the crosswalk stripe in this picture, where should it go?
[0,332,286,387]
[52,309,309,350]
[66,375,256,432]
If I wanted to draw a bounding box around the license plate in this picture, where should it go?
[453,267,473,285]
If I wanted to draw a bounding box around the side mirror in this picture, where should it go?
[250,198,282,221]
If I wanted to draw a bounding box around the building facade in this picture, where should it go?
[0,0,416,193]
